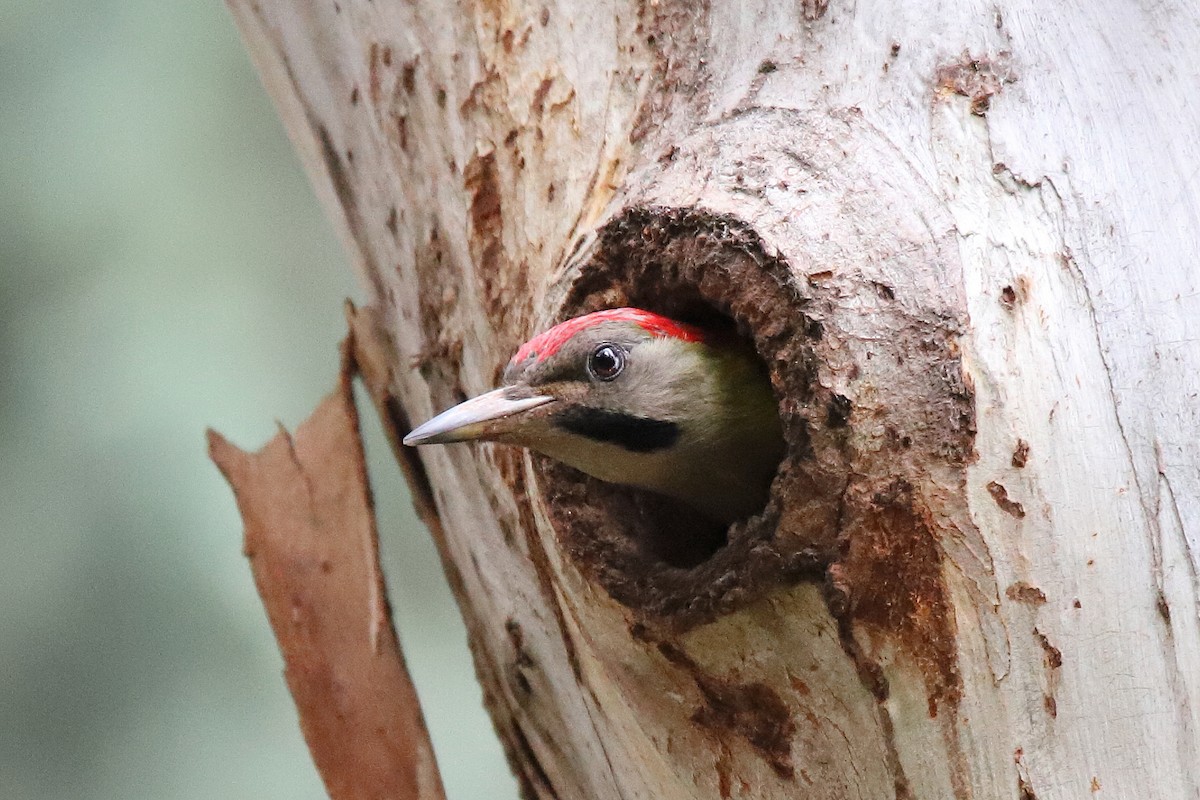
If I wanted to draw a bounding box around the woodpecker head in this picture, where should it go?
[404,308,784,524]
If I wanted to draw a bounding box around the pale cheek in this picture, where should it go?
[518,428,651,485]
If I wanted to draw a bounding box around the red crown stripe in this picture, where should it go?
[511,308,705,365]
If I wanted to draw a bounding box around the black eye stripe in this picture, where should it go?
[552,407,679,452]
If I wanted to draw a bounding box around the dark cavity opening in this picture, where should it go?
[538,207,846,630]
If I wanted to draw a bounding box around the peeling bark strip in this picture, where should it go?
[208,343,448,800]
[207,340,445,800]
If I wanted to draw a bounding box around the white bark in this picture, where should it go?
[230,1,1200,798]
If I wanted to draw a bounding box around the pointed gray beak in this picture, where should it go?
[403,387,555,446]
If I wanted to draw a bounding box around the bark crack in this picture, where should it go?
[1054,237,1167,594]
[1159,458,1200,599]
[1038,182,1155,518]
[577,694,629,800]
[275,423,320,522]
[1153,469,1200,799]
[830,613,911,800]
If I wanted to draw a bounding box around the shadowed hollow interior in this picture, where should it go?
[536,207,850,629]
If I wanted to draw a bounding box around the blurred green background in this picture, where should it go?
[0,2,516,798]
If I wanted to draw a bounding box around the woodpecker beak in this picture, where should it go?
[403,387,555,446]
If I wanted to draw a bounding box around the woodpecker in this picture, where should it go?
[403,308,784,524]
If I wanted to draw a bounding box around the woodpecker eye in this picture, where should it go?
[587,344,625,381]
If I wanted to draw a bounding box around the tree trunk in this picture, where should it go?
[229,1,1200,797]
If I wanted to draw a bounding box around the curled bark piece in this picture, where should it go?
[207,339,445,800]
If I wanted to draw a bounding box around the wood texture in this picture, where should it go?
[228,1,1200,798]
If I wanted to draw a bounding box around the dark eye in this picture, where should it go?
[587,344,625,381]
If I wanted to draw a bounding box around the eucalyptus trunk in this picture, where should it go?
[229,1,1200,797]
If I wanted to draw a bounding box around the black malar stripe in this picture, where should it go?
[551,407,680,452]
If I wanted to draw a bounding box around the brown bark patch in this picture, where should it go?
[1011,438,1030,467]
[504,618,536,698]
[464,150,503,279]
[1035,628,1062,669]
[1006,581,1046,605]
[802,0,829,21]
[1000,285,1018,310]
[1157,592,1172,623]
[367,42,384,105]
[531,76,554,117]
[1034,627,1063,718]
[833,480,962,715]
[411,225,465,392]
[934,53,1016,116]
[987,480,1026,518]
[658,642,796,779]
[464,149,529,340]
